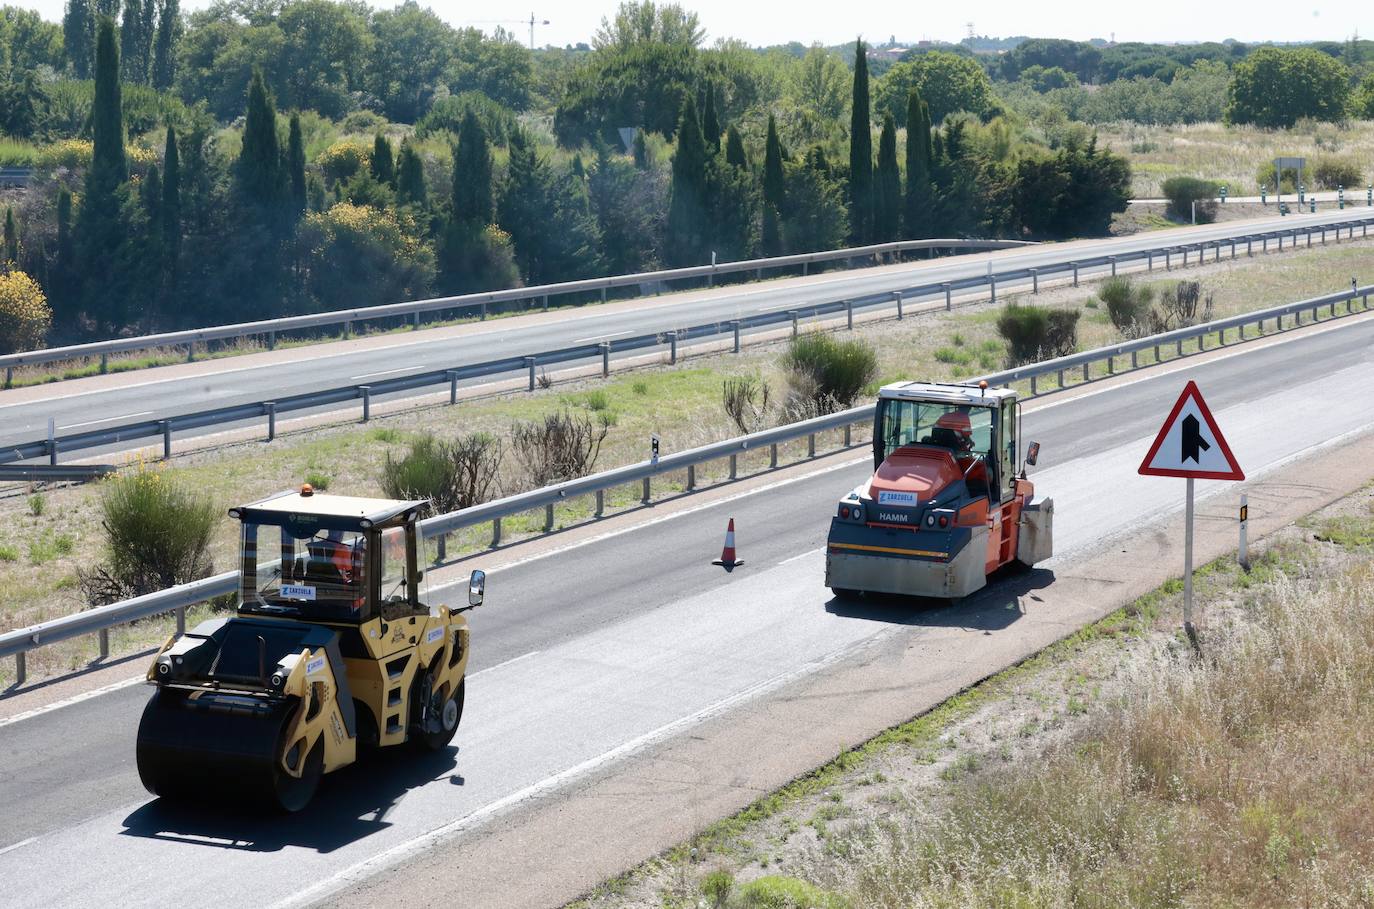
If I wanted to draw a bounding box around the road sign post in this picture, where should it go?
[1139,381,1245,640]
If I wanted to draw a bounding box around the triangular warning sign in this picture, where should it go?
[1138,381,1244,480]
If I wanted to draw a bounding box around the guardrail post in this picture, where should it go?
[641,477,651,504]
[265,402,276,441]
[595,491,604,517]
[729,453,738,479]
[844,424,852,447]
[1240,323,1247,340]
[943,283,952,309]
[447,370,460,404]
[687,464,696,490]
[481,301,488,321]
[1030,375,1037,396]
[1107,355,1114,374]
[1081,363,1089,382]
[808,433,816,458]
[343,320,352,339]
[542,294,549,311]
[601,286,607,304]
[492,517,502,546]
[412,312,421,330]
[1165,249,1171,269]
[1231,240,1237,259]
[435,533,447,562]
[769,442,778,468]
[99,628,109,659]
[1109,256,1117,277]
[801,261,809,276]
[1071,263,1079,286]
[161,420,172,459]
[100,353,108,374]
[3,366,11,388]
[1131,350,1138,369]
[893,291,904,319]
[1154,343,1161,362]
[544,504,554,532]
[1146,252,1153,272]
[268,330,277,350]
[1056,368,1065,388]
[731,320,741,352]
[359,386,371,422]
[789,310,799,338]
[1278,233,1284,251]
[176,606,186,635]
[989,275,997,304]
[1031,268,1039,292]
[1176,338,1184,356]
[669,332,678,365]
[526,357,536,391]
[1247,238,1253,257]
[845,300,854,330]
[1296,309,1303,326]
[15,652,24,686]
[1181,247,1187,267]
[600,342,611,376]
[186,343,195,363]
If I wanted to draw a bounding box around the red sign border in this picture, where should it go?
[1138,380,1245,480]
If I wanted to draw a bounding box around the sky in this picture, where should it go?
[14,0,1369,48]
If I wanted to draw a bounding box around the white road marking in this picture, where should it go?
[350,367,418,380]
[468,651,540,679]
[572,329,634,344]
[0,675,146,729]
[778,547,823,566]
[269,634,876,909]
[62,411,153,429]
[0,837,37,857]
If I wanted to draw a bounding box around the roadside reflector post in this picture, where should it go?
[526,357,536,391]
[600,342,611,377]
[894,291,904,319]
[1239,494,1250,570]
[265,402,276,441]
[98,628,109,660]
[731,320,741,352]
[359,386,370,423]
[789,310,799,337]
[161,420,173,459]
[447,370,459,404]
[47,417,57,466]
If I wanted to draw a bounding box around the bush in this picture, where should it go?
[1254,162,1300,194]
[0,270,52,354]
[298,203,435,309]
[316,140,371,183]
[303,471,331,491]
[780,333,878,418]
[735,874,845,908]
[1161,176,1219,223]
[510,411,609,487]
[1148,280,1213,333]
[27,492,45,516]
[1098,277,1155,337]
[996,304,1080,367]
[722,374,771,434]
[1313,156,1364,190]
[380,432,502,516]
[79,462,217,605]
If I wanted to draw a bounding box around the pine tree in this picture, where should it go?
[395,139,427,207]
[2,207,17,267]
[370,133,395,187]
[632,130,648,169]
[724,126,748,169]
[287,114,306,216]
[665,95,710,266]
[875,114,900,242]
[63,0,94,79]
[904,90,933,239]
[161,125,180,269]
[236,68,283,215]
[762,113,785,256]
[452,110,492,226]
[702,84,721,154]
[151,0,178,90]
[849,40,874,246]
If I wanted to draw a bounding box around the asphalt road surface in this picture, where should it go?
[1,208,1369,461]
[1,311,1370,908]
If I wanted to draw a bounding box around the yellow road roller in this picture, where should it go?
[136,486,484,812]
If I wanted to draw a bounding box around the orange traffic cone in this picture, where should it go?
[712,518,744,568]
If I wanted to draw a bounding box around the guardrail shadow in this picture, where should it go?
[824,566,1055,633]
[119,744,460,853]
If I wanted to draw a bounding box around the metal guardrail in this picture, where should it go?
[0,238,1031,379]
[4,279,1372,685]
[0,166,31,187]
[0,464,115,482]
[8,216,1374,467]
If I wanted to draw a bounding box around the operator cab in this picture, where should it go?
[874,381,1020,502]
[230,486,430,624]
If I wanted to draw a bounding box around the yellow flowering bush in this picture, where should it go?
[0,270,52,354]
[316,140,371,183]
[39,139,93,170]
[298,202,435,308]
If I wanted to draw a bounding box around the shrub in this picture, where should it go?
[316,140,371,183]
[1098,277,1155,337]
[380,432,502,515]
[701,870,734,908]
[0,270,52,354]
[722,374,771,434]
[584,390,610,412]
[779,333,878,418]
[996,304,1080,367]
[298,203,435,309]
[1255,161,1300,193]
[303,471,331,491]
[735,874,845,908]
[79,462,217,605]
[1312,156,1363,190]
[1161,176,1220,223]
[27,492,45,516]
[510,411,609,487]
[1148,280,1213,333]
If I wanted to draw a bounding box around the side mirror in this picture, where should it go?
[467,569,486,608]
[1025,441,1040,467]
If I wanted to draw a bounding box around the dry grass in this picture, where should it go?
[1100,119,1374,198]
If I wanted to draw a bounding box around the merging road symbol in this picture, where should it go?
[1181,414,1210,464]
[1139,381,1244,481]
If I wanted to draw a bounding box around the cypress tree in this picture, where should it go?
[141,164,161,218]
[151,0,178,90]
[161,126,180,268]
[724,126,748,169]
[904,90,933,239]
[63,0,94,79]
[287,114,306,216]
[849,39,873,246]
[76,16,129,332]
[89,16,125,191]
[370,133,394,187]
[761,114,785,257]
[665,95,709,266]
[119,0,141,83]
[702,84,721,154]
[137,0,155,82]
[452,109,492,225]
[56,189,73,271]
[875,114,900,242]
[632,129,648,169]
[395,139,427,206]
[2,207,17,266]
[236,68,283,213]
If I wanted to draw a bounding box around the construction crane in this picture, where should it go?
[467,13,549,50]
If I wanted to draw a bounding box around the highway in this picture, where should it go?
[0,207,1369,460]
[0,311,1371,908]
